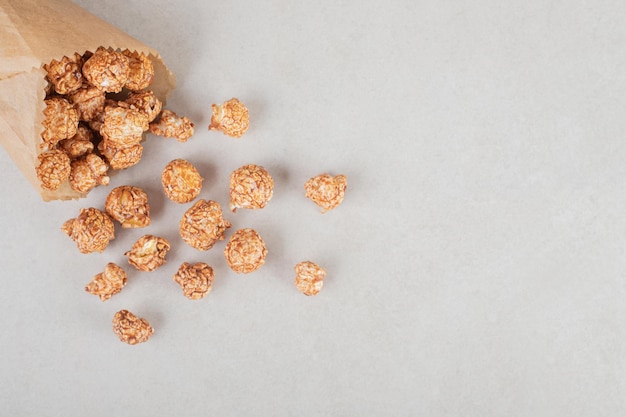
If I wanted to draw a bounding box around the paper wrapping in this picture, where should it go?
[0,0,176,201]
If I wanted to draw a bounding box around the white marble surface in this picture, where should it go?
[1,0,626,415]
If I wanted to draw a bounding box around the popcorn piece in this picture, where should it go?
[173,262,215,300]
[61,207,115,254]
[85,262,127,301]
[43,53,83,95]
[100,104,149,147]
[98,140,143,170]
[112,310,154,345]
[69,153,110,193]
[149,109,195,142]
[179,199,231,251]
[304,174,347,213]
[223,228,267,274]
[161,159,203,203]
[36,149,71,191]
[82,48,130,93]
[294,261,326,296]
[105,185,151,228]
[125,235,170,272]
[122,50,154,91]
[208,98,249,138]
[41,98,79,149]
[229,164,274,212]
[126,90,162,122]
[58,125,94,159]
[68,85,105,121]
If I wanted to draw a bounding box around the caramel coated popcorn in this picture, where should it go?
[36,149,71,191]
[304,174,347,213]
[61,207,115,254]
[229,164,274,212]
[294,261,326,296]
[112,310,154,345]
[125,235,171,272]
[82,48,130,93]
[98,140,143,170]
[223,228,268,274]
[69,153,110,193]
[100,104,149,148]
[122,50,154,91]
[126,90,162,122]
[161,159,203,203]
[68,85,105,121]
[105,185,151,228]
[41,97,79,149]
[208,98,249,138]
[179,199,231,251]
[173,262,215,300]
[85,262,127,301]
[58,125,94,159]
[149,109,195,142]
[43,53,83,95]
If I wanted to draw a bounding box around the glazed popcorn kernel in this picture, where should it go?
[173,262,215,300]
[112,310,154,345]
[229,164,274,212]
[98,140,143,170]
[161,159,203,203]
[122,50,154,91]
[304,174,347,213]
[61,207,115,254]
[68,85,105,122]
[208,97,249,138]
[105,185,151,228]
[125,234,171,272]
[126,90,162,123]
[223,228,268,274]
[58,125,94,159]
[41,97,79,149]
[294,261,326,296]
[100,104,149,148]
[69,153,110,193]
[82,47,130,93]
[179,199,232,251]
[43,53,83,95]
[36,149,71,191]
[85,262,127,301]
[149,109,195,142]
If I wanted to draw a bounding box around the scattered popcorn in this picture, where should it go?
[161,159,203,203]
[100,104,149,148]
[304,173,347,213]
[122,50,154,91]
[229,164,274,212]
[82,47,130,93]
[61,207,115,254]
[294,261,326,296]
[179,199,232,251]
[105,185,151,228]
[68,85,105,121]
[126,90,162,122]
[35,149,71,191]
[149,109,195,142]
[69,153,110,193]
[98,140,143,170]
[41,97,79,149]
[112,310,154,345]
[125,235,171,272]
[223,228,267,274]
[43,53,83,95]
[85,262,127,301]
[173,262,215,300]
[208,97,249,138]
[58,125,94,159]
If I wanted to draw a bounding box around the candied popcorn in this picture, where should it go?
[82,48,130,93]
[161,159,203,203]
[179,199,231,251]
[294,261,326,296]
[208,97,249,138]
[122,50,154,91]
[43,53,83,95]
[112,310,154,345]
[304,174,347,213]
[58,125,94,159]
[229,164,274,212]
[41,97,79,149]
[125,235,170,272]
[61,207,115,254]
[68,85,105,121]
[100,104,149,147]
[105,185,151,228]
[36,149,71,191]
[98,140,143,170]
[69,153,110,193]
[85,262,127,301]
[149,109,195,142]
[223,228,268,274]
[126,90,162,122]
[173,262,215,300]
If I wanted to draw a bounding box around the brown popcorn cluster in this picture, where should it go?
[85,263,128,301]
[180,199,232,250]
[294,261,326,296]
[304,173,348,213]
[112,310,154,345]
[161,159,203,203]
[229,164,274,212]
[105,185,151,228]
[125,235,171,272]
[62,207,115,253]
[224,228,268,274]
[36,149,71,191]
[149,109,195,142]
[209,97,249,138]
[173,262,215,300]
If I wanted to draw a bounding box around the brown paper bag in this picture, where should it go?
[0,0,176,201]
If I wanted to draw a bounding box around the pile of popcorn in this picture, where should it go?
[38,49,348,345]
